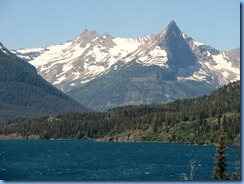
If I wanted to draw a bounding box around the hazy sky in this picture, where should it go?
[0,0,240,51]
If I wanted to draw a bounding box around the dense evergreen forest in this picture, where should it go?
[0,44,88,123]
[0,81,240,145]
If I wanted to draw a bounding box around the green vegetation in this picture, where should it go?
[68,60,217,111]
[210,115,240,181]
[0,81,240,146]
[212,116,229,180]
[0,45,88,123]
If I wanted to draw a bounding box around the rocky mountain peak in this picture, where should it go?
[165,20,181,35]
[156,20,181,39]
[11,21,240,112]
[102,32,112,38]
[168,20,177,27]
[98,33,116,49]
[154,21,197,68]
[73,29,100,46]
[80,29,99,38]
[82,29,99,36]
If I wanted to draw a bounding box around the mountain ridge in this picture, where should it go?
[0,43,89,123]
[11,21,240,111]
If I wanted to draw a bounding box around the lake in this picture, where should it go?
[0,140,238,181]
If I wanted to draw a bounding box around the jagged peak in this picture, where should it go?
[168,20,177,28]
[156,20,181,38]
[81,29,99,37]
[100,32,114,40]
[101,32,113,38]
[165,20,181,35]
[73,29,100,44]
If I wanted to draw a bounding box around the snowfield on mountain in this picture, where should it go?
[12,21,240,111]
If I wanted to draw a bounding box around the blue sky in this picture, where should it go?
[0,0,240,51]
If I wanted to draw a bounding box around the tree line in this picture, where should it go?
[0,81,240,146]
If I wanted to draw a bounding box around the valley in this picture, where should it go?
[0,1,240,181]
[0,20,240,146]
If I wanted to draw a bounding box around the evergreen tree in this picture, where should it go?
[212,116,229,180]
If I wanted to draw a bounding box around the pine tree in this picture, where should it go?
[212,115,229,180]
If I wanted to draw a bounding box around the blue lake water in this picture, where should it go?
[0,140,238,181]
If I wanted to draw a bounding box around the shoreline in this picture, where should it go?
[0,134,240,147]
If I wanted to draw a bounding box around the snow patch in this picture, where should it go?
[212,53,238,72]
[193,40,204,47]
[137,46,168,67]
[87,45,108,62]
[191,40,204,50]
[182,33,188,39]
[12,28,239,93]
[1,49,9,55]
[80,78,95,84]
[53,75,67,85]
[0,45,9,55]
[110,38,142,57]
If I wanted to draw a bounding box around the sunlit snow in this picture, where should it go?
[0,45,9,55]
[12,29,239,93]
[212,53,238,73]
[193,40,204,47]
[178,52,239,84]
[53,75,67,85]
[137,46,168,67]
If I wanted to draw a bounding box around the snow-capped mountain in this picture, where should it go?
[12,30,150,92]
[12,20,240,111]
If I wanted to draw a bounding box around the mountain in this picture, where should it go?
[1,81,240,145]
[0,42,89,123]
[12,20,240,111]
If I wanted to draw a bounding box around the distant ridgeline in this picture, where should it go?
[12,21,240,112]
[0,81,240,145]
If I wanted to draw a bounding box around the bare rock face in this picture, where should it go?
[156,20,198,68]
[12,21,240,111]
[103,132,148,142]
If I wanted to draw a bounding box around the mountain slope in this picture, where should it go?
[0,43,89,123]
[0,81,240,145]
[12,21,240,111]
[68,61,217,111]
[155,20,197,68]
[12,30,148,93]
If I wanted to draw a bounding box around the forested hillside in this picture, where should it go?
[0,81,240,145]
[0,43,89,123]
